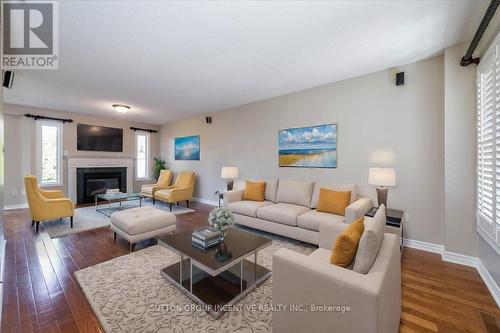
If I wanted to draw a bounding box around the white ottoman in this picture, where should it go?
[110,206,176,251]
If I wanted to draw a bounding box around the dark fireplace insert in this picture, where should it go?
[76,167,126,204]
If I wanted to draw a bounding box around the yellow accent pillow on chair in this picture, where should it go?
[317,188,351,216]
[242,181,266,201]
[330,217,365,267]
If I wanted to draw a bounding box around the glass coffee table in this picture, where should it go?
[95,192,143,217]
[158,227,272,319]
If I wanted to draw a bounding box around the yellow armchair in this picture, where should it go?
[140,169,174,199]
[24,175,75,232]
[154,171,196,211]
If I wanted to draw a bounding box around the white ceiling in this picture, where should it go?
[4,0,488,124]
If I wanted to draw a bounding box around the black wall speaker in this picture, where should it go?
[396,71,404,86]
[2,71,14,88]
[205,116,212,124]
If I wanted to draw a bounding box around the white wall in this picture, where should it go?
[444,43,479,257]
[4,104,160,206]
[160,55,445,245]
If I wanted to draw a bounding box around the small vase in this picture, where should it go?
[219,228,229,242]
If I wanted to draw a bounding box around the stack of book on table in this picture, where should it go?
[192,228,221,249]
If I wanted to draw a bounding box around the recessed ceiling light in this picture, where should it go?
[112,104,130,113]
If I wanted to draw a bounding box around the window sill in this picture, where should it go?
[39,182,63,188]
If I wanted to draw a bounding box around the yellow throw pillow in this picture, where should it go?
[317,188,351,216]
[242,181,266,201]
[330,217,365,267]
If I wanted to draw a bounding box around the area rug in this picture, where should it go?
[44,201,195,238]
[75,235,315,333]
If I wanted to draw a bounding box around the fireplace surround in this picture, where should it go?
[67,157,134,203]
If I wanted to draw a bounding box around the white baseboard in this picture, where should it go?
[0,238,5,283]
[441,250,478,268]
[403,238,444,254]
[476,259,500,306]
[4,203,28,210]
[404,238,499,307]
[191,197,218,207]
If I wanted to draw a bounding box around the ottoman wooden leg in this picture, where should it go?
[169,203,172,212]
[32,220,35,227]
[36,221,40,233]
[113,232,117,240]
[70,216,74,228]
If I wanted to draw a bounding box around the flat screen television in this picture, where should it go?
[77,124,123,152]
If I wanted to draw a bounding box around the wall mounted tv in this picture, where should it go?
[77,124,123,152]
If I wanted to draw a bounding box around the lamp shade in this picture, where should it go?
[368,168,396,187]
[221,166,239,179]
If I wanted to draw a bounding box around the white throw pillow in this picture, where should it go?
[353,205,386,274]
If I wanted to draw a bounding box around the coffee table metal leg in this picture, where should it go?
[179,253,183,285]
[190,260,193,292]
[254,250,257,282]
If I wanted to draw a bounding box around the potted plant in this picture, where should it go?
[153,157,166,181]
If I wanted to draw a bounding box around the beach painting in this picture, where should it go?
[174,135,200,160]
[278,124,337,168]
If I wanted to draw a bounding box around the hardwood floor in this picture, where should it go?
[1,201,499,332]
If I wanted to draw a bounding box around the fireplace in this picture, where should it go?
[76,167,127,204]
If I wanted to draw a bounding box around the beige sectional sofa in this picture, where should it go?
[272,206,401,333]
[223,179,372,245]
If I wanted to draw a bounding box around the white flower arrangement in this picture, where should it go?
[208,207,235,232]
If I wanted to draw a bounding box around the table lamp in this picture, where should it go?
[368,168,396,207]
[221,166,239,191]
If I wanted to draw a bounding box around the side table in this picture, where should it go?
[365,207,404,249]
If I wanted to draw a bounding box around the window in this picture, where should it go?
[477,32,500,255]
[136,131,149,179]
[37,121,63,186]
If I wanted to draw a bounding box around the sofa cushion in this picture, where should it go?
[311,183,358,208]
[110,206,176,236]
[308,248,355,270]
[354,205,386,274]
[141,185,154,196]
[297,209,344,232]
[257,203,311,226]
[234,179,279,202]
[330,217,364,267]
[227,200,273,217]
[276,180,314,207]
[242,181,266,201]
[317,188,351,216]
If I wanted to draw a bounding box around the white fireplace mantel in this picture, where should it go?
[67,157,134,202]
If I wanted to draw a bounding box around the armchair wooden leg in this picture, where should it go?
[186,200,189,208]
[32,220,35,227]
[176,201,179,205]
[130,243,135,252]
[169,203,172,212]
[36,221,40,233]
[153,197,155,205]
[70,216,74,228]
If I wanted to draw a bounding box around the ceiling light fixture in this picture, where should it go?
[112,104,130,113]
